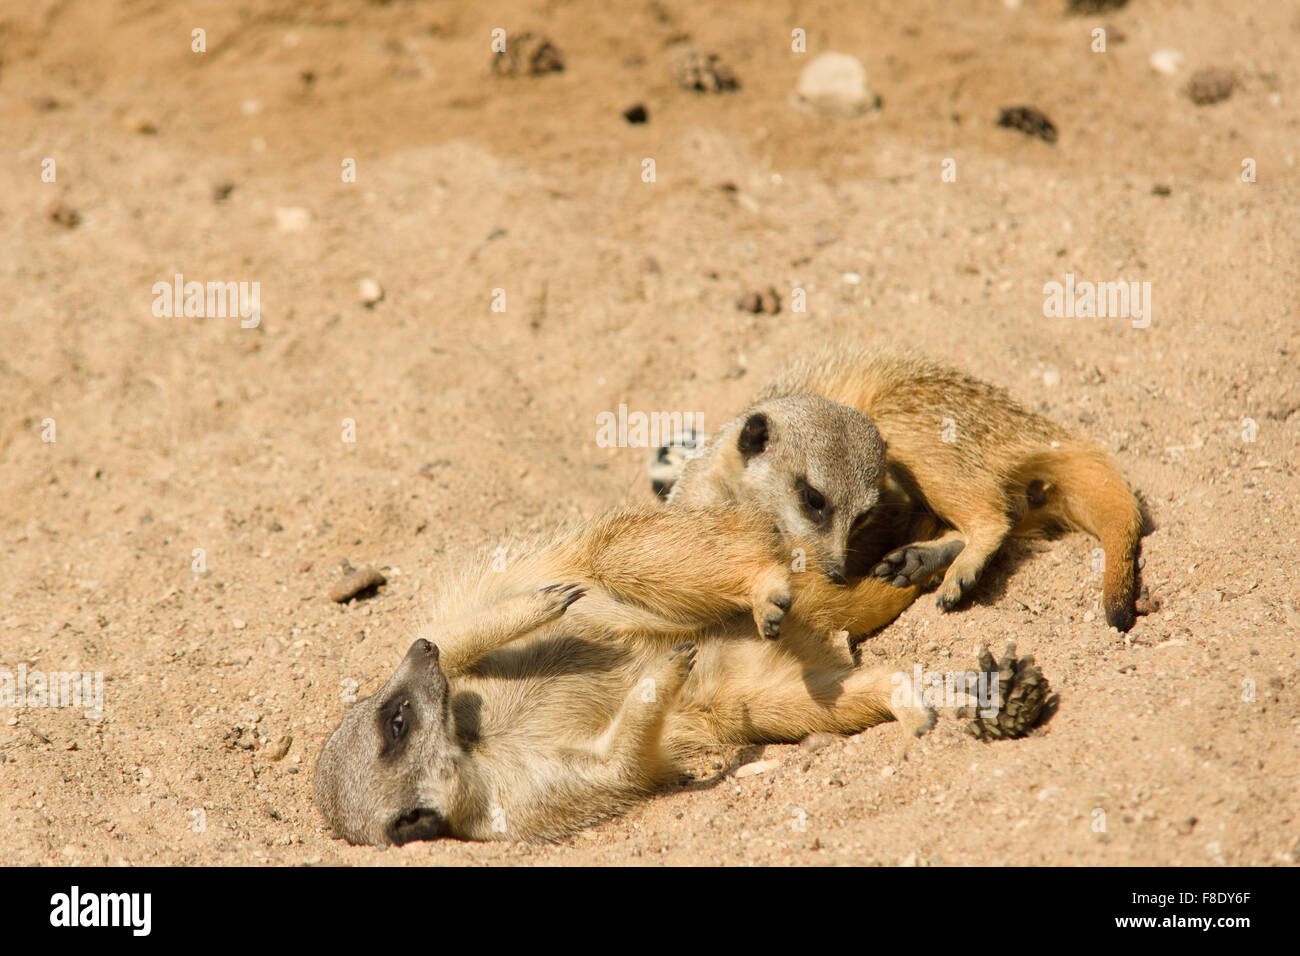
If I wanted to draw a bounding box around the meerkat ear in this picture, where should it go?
[737,413,770,460]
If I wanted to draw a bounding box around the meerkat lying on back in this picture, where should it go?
[314,505,975,845]
[664,347,1144,631]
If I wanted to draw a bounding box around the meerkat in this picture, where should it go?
[662,347,1145,631]
[313,504,1015,846]
[665,394,923,585]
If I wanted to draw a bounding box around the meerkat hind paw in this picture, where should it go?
[671,641,698,672]
[934,567,981,610]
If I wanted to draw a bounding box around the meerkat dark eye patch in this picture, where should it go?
[737,413,770,459]
[378,698,416,757]
[797,478,827,515]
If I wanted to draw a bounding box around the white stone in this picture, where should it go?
[795,52,876,117]
[359,278,384,306]
[1150,49,1184,76]
[274,206,311,232]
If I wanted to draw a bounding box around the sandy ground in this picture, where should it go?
[1,0,1297,866]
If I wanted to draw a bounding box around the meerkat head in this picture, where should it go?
[719,395,887,583]
[314,638,464,846]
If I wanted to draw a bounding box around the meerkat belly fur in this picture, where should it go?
[665,347,1144,631]
[314,505,940,846]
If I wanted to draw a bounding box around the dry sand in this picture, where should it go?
[0,0,1297,865]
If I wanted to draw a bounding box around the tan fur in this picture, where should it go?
[670,346,1144,630]
[314,505,933,846]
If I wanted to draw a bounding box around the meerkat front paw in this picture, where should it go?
[957,643,1058,741]
[535,583,588,623]
[754,587,792,640]
[872,538,964,588]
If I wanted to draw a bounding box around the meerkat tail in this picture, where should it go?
[1018,444,1143,631]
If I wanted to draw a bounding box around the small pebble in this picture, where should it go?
[490,34,564,76]
[265,735,293,761]
[49,202,81,228]
[1066,0,1128,11]
[1135,595,1160,615]
[800,732,838,752]
[997,106,1057,144]
[359,277,384,307]
[794,52,878,117]
[736,287,780,314]
[275,207,312,233]
[671,47,739,93]
[1187,68,1235,105]
[1149,49,1184,76]
[123,115,158,135]
[329,566,387,603]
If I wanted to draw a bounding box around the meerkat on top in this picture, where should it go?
[663,346,1145,631]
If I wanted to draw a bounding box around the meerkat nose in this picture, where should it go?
[826,567,847,585]
[409,638,439,661]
